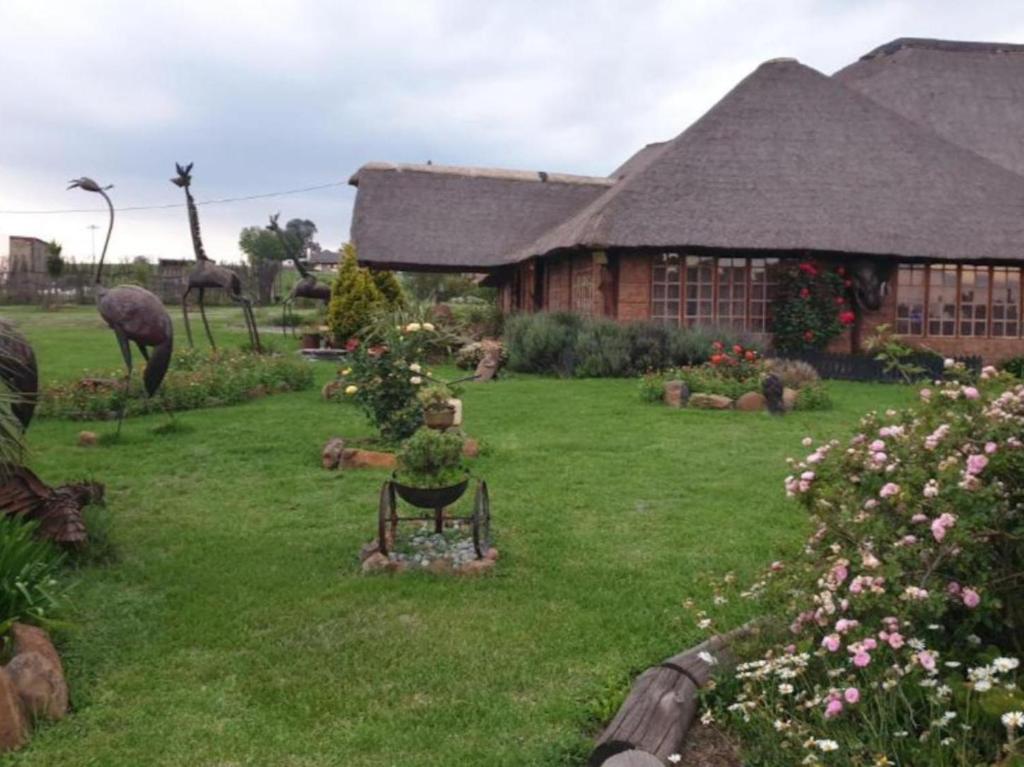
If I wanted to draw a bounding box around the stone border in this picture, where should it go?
[359,538,499,576]
[0,624,69,752]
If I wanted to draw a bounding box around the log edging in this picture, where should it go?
[589,624,755,767]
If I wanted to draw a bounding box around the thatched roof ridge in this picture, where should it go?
[609,142,668,179]
[348,162,613,271]
[835,37,1024,175]
[501,57,1024,265]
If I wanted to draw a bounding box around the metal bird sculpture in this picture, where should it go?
[0,319,39,431]
[267,213,329,335]
[172,162,262,352]
[68,177,174,436]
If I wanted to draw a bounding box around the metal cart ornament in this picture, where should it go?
[378,475,491,559]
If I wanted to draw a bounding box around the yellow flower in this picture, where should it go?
[422,322,436,332]
[344,385,358,395]
[341,368,352,376]
[405,322,422,332]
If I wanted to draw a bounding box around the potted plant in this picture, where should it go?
[299,322,322,350]
[417,383,455,429]
[392,427,469,532]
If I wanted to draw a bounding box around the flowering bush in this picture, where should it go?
[337,321,442,441]
[772,262,853,353]
[395,427,466,488]
[696,365,1024,765]
[39,349,313,420]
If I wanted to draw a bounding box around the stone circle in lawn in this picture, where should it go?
[360,523,498,576]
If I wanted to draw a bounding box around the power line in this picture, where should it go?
[0,179,350,215]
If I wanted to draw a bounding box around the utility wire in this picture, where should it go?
[0,179,350,215]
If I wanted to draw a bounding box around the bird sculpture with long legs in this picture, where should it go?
[0,320,39,432]
[267,214,329,335]
[68,177,174,436]
[171,163,261,353]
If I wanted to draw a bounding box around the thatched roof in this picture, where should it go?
[348,162,612,270]
[503,58,1024,265]
[609,142,668,179]
[835,38,1024,176]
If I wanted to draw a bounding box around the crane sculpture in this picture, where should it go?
[171,162,262,353]
[267,213,329,335]
[0,320,39,432]
[68,177,174,436]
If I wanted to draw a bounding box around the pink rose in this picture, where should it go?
[844,687,860,704]
[966,454,988,475]
[962,588,980,608]
[917,651,936,672]
[869,439,886,452]
[985,442,998,454]
[853,652,871,667]
[822,634,841,652]
[887,632,905,649]
[963,386,980,400]
[824,698,844,718]
[879,482,900,499]
[931,512,957,542]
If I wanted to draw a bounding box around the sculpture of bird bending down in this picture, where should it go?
[68,177,174,435]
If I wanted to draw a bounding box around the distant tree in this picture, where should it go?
[401,272,489,303]
[45,240,64,281]
[130,256,153,288]
[239,226,287,304]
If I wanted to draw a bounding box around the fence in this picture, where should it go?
[772,350,982,383]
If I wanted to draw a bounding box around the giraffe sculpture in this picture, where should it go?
[266,214,330,335]
[68,177,174,436]
[171,162,262,353]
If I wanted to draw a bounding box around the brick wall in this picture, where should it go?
[546,256,570,312]
[616,252,651,322]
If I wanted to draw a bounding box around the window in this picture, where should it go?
[749,258,779,334]
[895,265,926,336]
[991,267,1020,338]
[927,265,958,337]
[959,266,989,337]
[896,263,1022,339]
[717,258,747,330]
[651,254,681,325]
[571,269,594,316]
[684,256,714,326]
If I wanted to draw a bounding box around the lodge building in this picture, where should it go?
[348,38,1024,361]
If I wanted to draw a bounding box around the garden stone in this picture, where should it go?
[427,559,452,575]
[321,437,345,469]
[462,438,480,458]
[5,651,68,721]
[459,558,495,576]
[77,431,98,447]
[484,547,500,561]
[0,669,28,752]
[664,380,689,408]
[735,391,767,412]
[689,393,732,410]
[341,449,397,470]
[11,625,62,672]
[361,552,389,573]
[783,387,798,411]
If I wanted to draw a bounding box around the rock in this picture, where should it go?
[448,398,463,427]
[426,559,452,575]
[385,559,408,574]
[0,668,28,752]
[783,387,798,411]
[321,380,342,401]
[735,391,767,412]
[484,547,499,561]
[321,437,345,470]
[462,438,480,459]
[341,449,397,470]
[689,393,733,410]
[459,558,496,576]
[664,380,689,408]
[11,625,62,672]
[361,552,389,573]
[5,651,68,721]
[359,541,380,562]
[77,431,98,447]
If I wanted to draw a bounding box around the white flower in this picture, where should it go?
[778,683,794,695]
[405,322,422,332]
[409,362,422,373]
[697,651,718,666]
[1002,711,1024,730]
[410,376,423,385]
[699,710,715,726]
[697,618,713,630]
[816,739,839,752]
[667,754,682,764]
[993,657,1020,673]
[974,679,993,692]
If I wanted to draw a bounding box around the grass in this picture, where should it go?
[2,305,916,766]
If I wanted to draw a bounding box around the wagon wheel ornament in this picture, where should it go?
[378,481,398,556]
[471,480,491,559]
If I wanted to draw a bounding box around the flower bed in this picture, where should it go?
[693,363,1024,765]
[38,349,313,420]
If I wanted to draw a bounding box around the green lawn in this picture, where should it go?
[3,306,916,766]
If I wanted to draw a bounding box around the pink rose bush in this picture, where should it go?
[701,372,1024,765]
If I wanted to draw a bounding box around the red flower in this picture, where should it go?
[744,350,757,361]
[345,338,360,352]
[710,353,725,365]
[844,279,853,288]
[798,262,818,277]
[839,310,856,326]
[733,344,743,354]
[799,287,811,299]
[835,296,845,305]
[712,341,724,351]
[836,266,846,276]
[804,330,815,342]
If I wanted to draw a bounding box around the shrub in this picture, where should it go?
[638,371,667,403]
[763,358,821,389]
[697,371,1024,765]
[370,267,406,310]
[1001,356,1024,379]
[0,516,66,633]
[793,381,832,411]
[504,313,579,377]
[327,245,383,343]
[396,427,466,488]
[573,319,632,378]
[39,349,314,420]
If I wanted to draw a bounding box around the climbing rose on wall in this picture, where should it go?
[771,261,851,352]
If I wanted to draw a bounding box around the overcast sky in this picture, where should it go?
[2,0,1023,264]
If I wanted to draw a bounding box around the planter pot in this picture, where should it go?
[300,332,321,350]
[423,406,456,430]
[391,474,469,510]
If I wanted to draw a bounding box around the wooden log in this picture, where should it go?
[602,750,663,766]
[590,629,753,766]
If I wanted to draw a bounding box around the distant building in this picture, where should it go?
[6,236,49,302]
[308,247,339,273]
[156,259,191,303]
